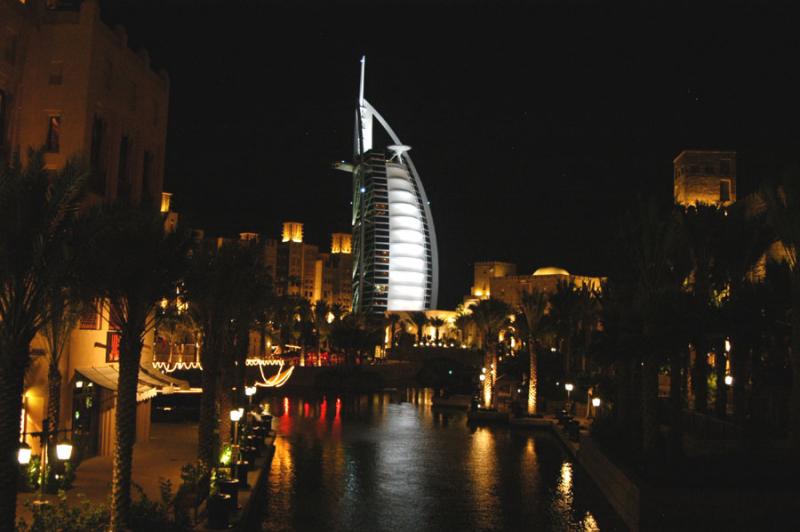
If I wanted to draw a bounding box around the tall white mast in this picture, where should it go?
[357,55,373,154]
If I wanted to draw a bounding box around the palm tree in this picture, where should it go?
[713,202,771,419]
[518,290,548,415]
[408,311,429,344]
[89,205,189,530]
[760,171,800,447]
[186,241,261,469]
[469,298,511,408]
[41,287,82,448]
[386,313,400,352]
[312,300,332,366]
[679,203,726,413]
[547,282,577,379]
[429,317,446,342]
[620,200,687,456]
[0,151,86,530]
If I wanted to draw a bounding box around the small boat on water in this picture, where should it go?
[432,394,472,409]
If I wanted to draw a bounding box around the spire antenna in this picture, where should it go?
[359,55,366,104]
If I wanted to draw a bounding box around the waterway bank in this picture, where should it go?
[261,389,624,531]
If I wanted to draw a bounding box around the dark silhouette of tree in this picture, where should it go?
[88,204,189,530]
[0,151,86,530]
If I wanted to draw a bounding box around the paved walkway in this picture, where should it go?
[17,422,199,526]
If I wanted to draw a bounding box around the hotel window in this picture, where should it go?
[142,150,153,199]
[45,115,61,153]
[720,180,731,202]
[129,81,137,111]
[0,90,6,147]
[108,302,124,331]
[90,116,106,193]
[49,61,64,85]
[103,58,113,92]
[4,34,17,65]
[79,299,100,330]
[117,135,131,201]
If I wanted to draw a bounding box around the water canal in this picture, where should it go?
[261,389,624,531]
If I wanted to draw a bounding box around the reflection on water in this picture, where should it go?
[262,389,622,532]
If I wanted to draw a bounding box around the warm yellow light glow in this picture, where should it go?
[17,444,31,465]
[565,383,574,392]
[230,408,243,422]
[330,233,352,254]
[725,339,732,353]
[281,221,304,243]
[56,442,73,461]
[592,397,601,407]
[479,374,486,381]
[75,380,84,389]
[245,386,256,397]
[724,375,733,386]
[160,192,172,213]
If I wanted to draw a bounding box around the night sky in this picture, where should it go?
[99,1,800,308]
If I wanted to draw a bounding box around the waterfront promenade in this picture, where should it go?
[16,423,198,526]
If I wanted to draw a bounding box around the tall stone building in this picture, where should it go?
[673,150,736,207]
[3,0,177,460]
[2,0,169,205]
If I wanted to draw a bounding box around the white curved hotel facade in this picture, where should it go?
[345,57,438,313]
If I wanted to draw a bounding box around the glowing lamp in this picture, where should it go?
[230,408,243,422]
[724,375,733,386]
[592,397,601,408]
[565,383,574,392]
[75,380,84,389]
[17,443,32,465]
[479,374,486,382]
[56,441,73,461]
[245,386,256,397]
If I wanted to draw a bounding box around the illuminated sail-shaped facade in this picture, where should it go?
[346,57,438,313]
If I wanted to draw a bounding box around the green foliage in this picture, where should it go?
[219,443,233,466]
[17,492,108,532]
[128,482,191,532]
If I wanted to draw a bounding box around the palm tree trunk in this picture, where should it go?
[669,351,683,453]
[614,356,630,430]
[527,341,538,415]
[692,339,709,413]
[218,365,233,447]
[197,342,219,470]
[641,353,659,458]
[714,344,728,418]
[47,362,62,440]
[110,332,143,531]
[790,289,800,449]
[0,343,28,532]
[731,342,747,424]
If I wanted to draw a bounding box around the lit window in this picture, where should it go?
[49,61,63,85]
[46,115,61,153]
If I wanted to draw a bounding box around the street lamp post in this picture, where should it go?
[564,383,574,414]
[590,397,601,418]
[18,419,73,501]
[245,386,256,407]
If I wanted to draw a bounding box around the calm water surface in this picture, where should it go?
[261,389,624,532]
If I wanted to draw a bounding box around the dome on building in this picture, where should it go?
[532,266,570,277]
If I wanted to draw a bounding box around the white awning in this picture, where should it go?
[75,364,189,403]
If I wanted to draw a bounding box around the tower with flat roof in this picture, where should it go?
[673,150,737,207]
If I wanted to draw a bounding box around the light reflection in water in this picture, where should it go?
[263,390,621,532]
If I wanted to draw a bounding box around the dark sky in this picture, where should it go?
[99,1,800,308]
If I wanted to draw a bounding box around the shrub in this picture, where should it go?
[17,492,108,532]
